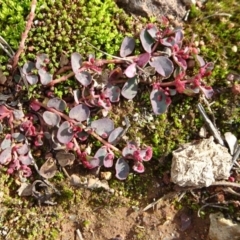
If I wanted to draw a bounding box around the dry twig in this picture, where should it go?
[12,0,37,70]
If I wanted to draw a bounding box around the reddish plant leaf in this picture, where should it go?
[91,118,114,138]
[0,147,12,165]
[71,52,82,73]
[75,71,92,86]
[124,63,137,78]
[69,104,90,122]
[140,28,155,53]
[38,68,53,85]
[199,86,214,99]
[57,121,74,144]
[133,161,145,173]
[120,36,135,57]
[103,84,121,102]
[17,144,29,155]
[121,77,138,100]
[94,146,108,166]
[43,111,61,126]
[47,98,67,112]
[150,88,171,115]
[108,127,124,145]
[122,142,138,159]
[1,134,11,150]
[103,152,114,168]
[135,53,151,67]
[36,53,49,69]
[147,25,159,39]
[149,56,174,78]
[115,157,130,180]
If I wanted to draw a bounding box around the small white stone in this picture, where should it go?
[232,45,238,52]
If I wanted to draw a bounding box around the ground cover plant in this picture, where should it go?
[0,0,240,239]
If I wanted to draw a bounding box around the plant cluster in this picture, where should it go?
[0,16,216,182]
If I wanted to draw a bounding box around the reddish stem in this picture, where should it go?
[31,100,121,153]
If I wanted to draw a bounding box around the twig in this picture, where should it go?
[12,0,37,70]
[197,203,229,217]
[198,13,232,22]
[200,94,216,126]
[197,103,225,146]
[223,187,240,197]
[76,229,84,240]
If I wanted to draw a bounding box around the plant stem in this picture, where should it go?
[12,0,37,70]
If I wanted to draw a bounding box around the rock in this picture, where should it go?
[208,212,240,240]
[116,0,187,21]
[182,0,196,6]
[224,132,238,155]
[171,136,232,187]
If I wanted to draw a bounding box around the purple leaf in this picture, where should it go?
[103,84,121,102]
[108,67,123,82]
[57,121,74,144]
[135,53,151,67]
[17,144,29,155]
[71,52,82,73]
[69,104,90,122]
[161,36,176,47]
[11,133,25,142]
[91,118,114,138]
[121,77,138,100]
[76,130,89,141]
[19,155,32,165]
[26,75,38,85]
[1,135,11,150]
[0,147,12,165]
[199,86,214,99]
[115,157,130,180]
[173,55,187,70]
[73,89,81,104]
[175,29,184,44]
[120,36,135,57]
[133,162,145,173]
[147,25,159,39]
[43,111,61,126]
[38,68,53,85]
[36,53,49,69]
[140,28,155,53]
[108,127,124,145]
[23,61,36,74]
[13,109,24,120]
[94,146,108,166]
[103,152,114,168]
[23,61,38,85]
[149,56,174,78]
[150,88,171,115]
[75,71,92,86]
[122,142,138,159]
[124,63,137,78]
[87,156,101,169]
[47,98,67,112]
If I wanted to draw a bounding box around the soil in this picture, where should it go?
[58,188,210,240]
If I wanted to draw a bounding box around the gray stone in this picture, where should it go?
[208,212,240,240]
[116,0,187,21]
[171,136,232,187]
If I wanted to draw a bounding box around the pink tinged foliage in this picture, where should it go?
[103,84,121,103]
[90,118,114,138]
[121,77,138,100]
[69,104,90,122]
[71,52,82,73]
[199,86,214,99]
[140,28,155,53]
[20,165,32,177]
[133,161,145,173]
[150,88,171,115]
[115,157,130,180]
[120,36,135,57]
[30,101,41,111]
[124,63,137,78]
[0,147,12,165]
[103,152,114,168]
[57,121,74,144]
[20,120,36,136]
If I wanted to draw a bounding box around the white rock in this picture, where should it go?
[182,0,196,5]
[208,212,240,240]
[171,137,232,187]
